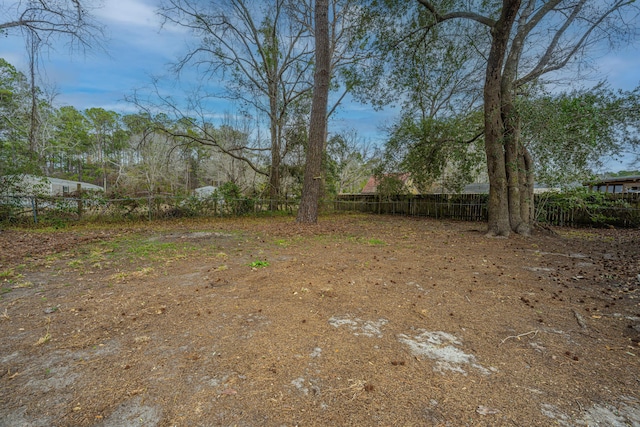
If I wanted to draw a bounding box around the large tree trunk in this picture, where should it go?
[483,0,521,237]
[268,116,281,211]
[502,95,531,235]
[521,146,535,225]
[296,0,330,224]
[268,159,281,210]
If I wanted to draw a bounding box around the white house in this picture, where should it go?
[193,185,219,198]
[6,175,104,196]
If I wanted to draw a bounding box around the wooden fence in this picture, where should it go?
[335,194,488,221]
[3,191,639,228]
[335,193,640,228]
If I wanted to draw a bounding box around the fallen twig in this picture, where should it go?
[572,309,588,330]
[499,330,539,346]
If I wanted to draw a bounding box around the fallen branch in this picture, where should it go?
[499,330,539,346]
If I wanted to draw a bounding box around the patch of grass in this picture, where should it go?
[128,241,178,257]
[341,235,387,246]
[109,267,154,283]
[101,236,198,263]
[13,281,33,289]
[274,239,291,247]
[367,238,386,246]
[0,269,15,279]
[109,272,128,282]
[133,267,155,277]
[0,269,26,286]
[87,248,111,262]
[67,259,84,268]
[44,254,63,263]
[249,260,269,268]
[561,230,599,240]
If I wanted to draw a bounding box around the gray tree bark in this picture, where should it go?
[297,0,330,224]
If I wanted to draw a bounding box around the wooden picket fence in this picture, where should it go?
[335,194,488,221]
[335,193,640,228]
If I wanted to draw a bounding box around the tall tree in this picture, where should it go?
[401,0,639,236]
[297,0,331,223]
[85,108,121,190]
[0,59,32,180]
[325,131,379,195]
[158,0,315,207]
[50,106,91,178]
[1,0,104,166]
[368,12,487,193]
[520,84,640,186]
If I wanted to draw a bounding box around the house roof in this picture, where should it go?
[585,175,640,186]
[11,175,104,194]
[361,173,412,194]
[361,176,378,194]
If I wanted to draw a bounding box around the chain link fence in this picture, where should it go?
[0,192,300,225]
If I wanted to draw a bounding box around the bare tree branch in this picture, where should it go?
[1,1,104,53]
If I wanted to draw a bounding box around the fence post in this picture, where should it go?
[31,196,38,224]
[77,183,83,218]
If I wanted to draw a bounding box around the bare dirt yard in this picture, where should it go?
[1,213,639,427]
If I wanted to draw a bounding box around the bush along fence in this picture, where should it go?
[335,192,640,228]
[0,192,300,225]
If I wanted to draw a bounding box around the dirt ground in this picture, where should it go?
[1,213,639,427]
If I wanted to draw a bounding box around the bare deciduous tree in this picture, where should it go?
[2,0,104,163]
[158,0,314,208]
[1,0,103,51]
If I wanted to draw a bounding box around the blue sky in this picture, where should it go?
[1,0,639,171]
[1,0,392,142]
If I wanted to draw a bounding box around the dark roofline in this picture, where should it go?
[584,175,640,185]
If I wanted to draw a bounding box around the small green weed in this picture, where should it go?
[249,260,269,268]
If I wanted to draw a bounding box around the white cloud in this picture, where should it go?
[0,51,27,70]
[95,0,188,35]
[597,50,640,90]
[95,0,160,29]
